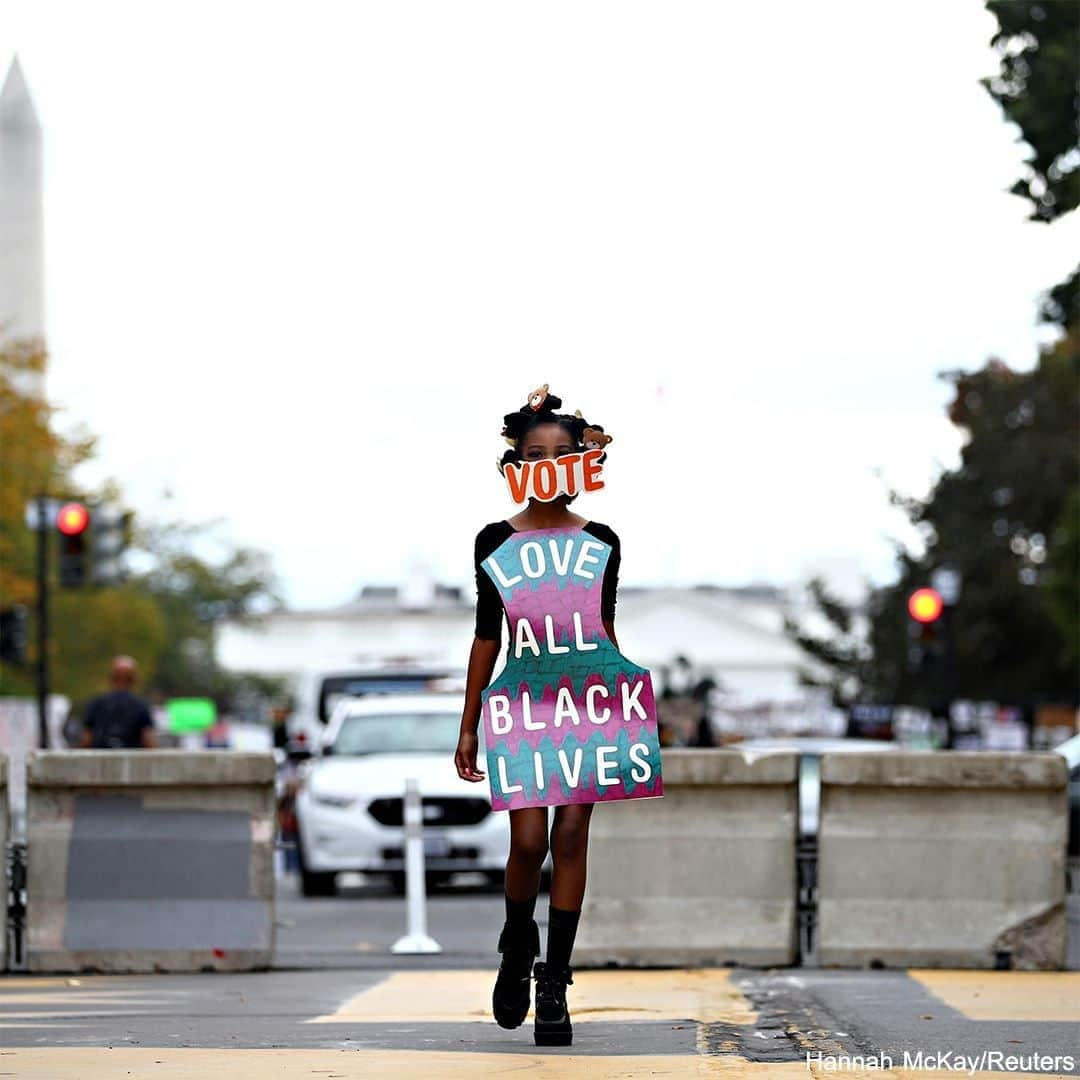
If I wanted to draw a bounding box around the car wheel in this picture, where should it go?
[426,870,452,892]
[300,866,338,897]
[297,831,338,897]
[389,871,407,895]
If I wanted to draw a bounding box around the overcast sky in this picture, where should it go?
[4,0,1078,608]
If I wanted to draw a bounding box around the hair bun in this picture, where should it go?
[500,383,565,440]
[497,385,608,462]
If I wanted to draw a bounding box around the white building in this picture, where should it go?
[217,579,835,712]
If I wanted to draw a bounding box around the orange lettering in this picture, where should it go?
[582,449,605,491]
[556,453,582,495]
[533,459,558,501]
[506,462,530,503]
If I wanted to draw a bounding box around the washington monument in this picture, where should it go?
[0,54,44,396]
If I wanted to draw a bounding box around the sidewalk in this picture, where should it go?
[1,966,1077,1077]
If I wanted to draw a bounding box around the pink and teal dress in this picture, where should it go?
[478,524,664,811]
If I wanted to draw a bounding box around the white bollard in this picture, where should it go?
[390,777,442,954]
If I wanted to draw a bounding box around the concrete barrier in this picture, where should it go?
[817,751,1068,970]
[575,749,798,967]
[26,751,276,973]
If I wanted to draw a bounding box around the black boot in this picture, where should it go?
[492,918,540,1029]
[532,960,574,1046]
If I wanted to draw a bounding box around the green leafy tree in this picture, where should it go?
[782,578,870,707]
[983,1,1079,329]
[982,0,1080,223]
[0,340,131,700]
[132,513,287,713]
[52,586,167,704]
[1044,483,1079,671]
[0,342,95,610]
[787,5,1080,712]
[1,340,285,715]
[867,334,1078,708]
[1040,266,1078,333]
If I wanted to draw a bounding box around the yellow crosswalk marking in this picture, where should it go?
[306,968,757,1025]
[908,970,1080,1023]
[0,1048,1068,1079]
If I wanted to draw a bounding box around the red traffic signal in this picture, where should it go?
[908,587,944,624]
[56,502,90,536]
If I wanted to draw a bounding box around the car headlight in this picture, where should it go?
[311,791,357,809]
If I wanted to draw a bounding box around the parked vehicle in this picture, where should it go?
[295,692,512,896]
[286,666,464,757]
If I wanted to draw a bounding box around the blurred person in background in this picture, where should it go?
[205,714,231,748]
[271,705,301,872]
[79,656,157,749]
[271,705,290,750]
[691,676,718,747]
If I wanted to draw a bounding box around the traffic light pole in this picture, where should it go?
[35,494,49,750]
[943,603,958,748]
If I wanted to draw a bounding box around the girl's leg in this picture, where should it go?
[506,806,548,901]
[493,807,547,1029]
[548,803,593,909]
[545,803,594,970]
[502,806,548,943]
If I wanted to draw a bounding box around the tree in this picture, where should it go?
[1,339,285,715]
[867,334,1078,708]
[782,578,870,707]
[0,342,95,610]
[982,0,1080,223]
[1044,484,1079,672]
[1040,266,1078,333]
[0,340,106,698]
[983,1,1079,331]
[52,586,167,704]
[132,513,287,712]
[785,5,1080,713]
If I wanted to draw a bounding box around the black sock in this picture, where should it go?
[545,904,581,971]
[505,891,538,933]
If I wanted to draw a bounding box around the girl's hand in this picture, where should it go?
[454,731,486,782]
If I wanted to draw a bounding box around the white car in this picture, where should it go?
[294,692,512,896]
[284,667,464,758]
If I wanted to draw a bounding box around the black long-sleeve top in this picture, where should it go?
[473,520,621,642]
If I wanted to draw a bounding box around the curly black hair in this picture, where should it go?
[497,387,609,478]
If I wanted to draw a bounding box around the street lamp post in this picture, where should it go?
[33,494,50,749]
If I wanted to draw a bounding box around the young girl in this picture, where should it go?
[454,385,661,1047]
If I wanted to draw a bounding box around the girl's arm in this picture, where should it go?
[455,636,500,781]
[600,527,621,650]
[459,525,505,781]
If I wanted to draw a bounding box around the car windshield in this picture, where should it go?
[332,712,473,756]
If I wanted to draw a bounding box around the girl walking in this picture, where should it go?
[454,385,663,1047]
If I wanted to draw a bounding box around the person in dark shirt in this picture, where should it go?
[80,655,157,749]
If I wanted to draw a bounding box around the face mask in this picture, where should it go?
[504,449,606,504]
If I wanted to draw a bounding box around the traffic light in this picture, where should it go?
[51,499,132,588]
[0,605,29,665]
[90,504,133,586]
[56,501,90,588]
[906,587,944,673]
[908,588,944,624]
